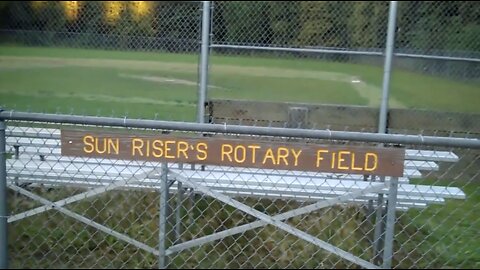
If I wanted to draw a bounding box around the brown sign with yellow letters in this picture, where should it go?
[61,129,405,177]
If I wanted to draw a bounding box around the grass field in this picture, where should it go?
[8,179,479,269]
[401,179,480,268]
[1,45,479,122]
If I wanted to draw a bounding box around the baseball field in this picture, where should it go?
[1,45,479,121]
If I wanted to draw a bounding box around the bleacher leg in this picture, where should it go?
[159,162,169,269]
[383,177,399,268]
[175,181,183,244]
[365,175,375,228]
[373,185,385,265]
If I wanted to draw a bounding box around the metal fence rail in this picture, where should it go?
[1,110,479,148]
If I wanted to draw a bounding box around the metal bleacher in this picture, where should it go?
[5,126,465,212]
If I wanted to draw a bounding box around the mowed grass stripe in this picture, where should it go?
[0,59,365,108]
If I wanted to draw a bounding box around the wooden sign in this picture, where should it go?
[61,129,405,177]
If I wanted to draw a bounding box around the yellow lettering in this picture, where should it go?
[351,152,363,171]
[177,141,189,159]
[262,148,276,165]
[248,145,260,163]
[196,143,208,161]
[234,145,246,163]
[291,149,302,166]
[95,138,107,154]
[164,141,175,159]
[316,149,329,167]
[277,147,289,166]
[152,140,163,158]
[108,138,119,155]
[221,144,233,162]
[365,153,378,171]
[331,152,336,169]
[337,151,350,170]
[131,138,144,156]
[146,139,150,157]
[83,135,95,154]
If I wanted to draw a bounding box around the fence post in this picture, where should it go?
[383,177,399,268]
[159,163,169,269]
[375,2,398,267]
[197,1,211,124]
[0,119,8,269]
[378,0,398,134]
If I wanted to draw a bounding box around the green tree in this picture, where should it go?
[2,1,36,30]
[153,1,201,52]
[396,1,419,49]
[268,2,301,46]
[110,2,157,50]
[348,1,388,49]
[221,1,272,45]
[396,1,480,52]
[295,1,352,48]
[446,1,480,51]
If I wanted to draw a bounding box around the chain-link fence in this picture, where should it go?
[208,1,480,111]
[1,112,479,269]
[1,1,202,52]
[0,1,479,269]
[0,1,203,121]
[1,1,479,118]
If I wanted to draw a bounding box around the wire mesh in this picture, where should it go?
[3,117,479,269]
[0,1,479,269]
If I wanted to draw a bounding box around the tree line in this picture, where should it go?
[0,1,478,53]
[213,1,480,53]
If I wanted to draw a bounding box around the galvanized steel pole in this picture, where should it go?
[0,120,8,269]
[377,2,398,268]
[378,1,398,134]
[373,193,385,265]
[197,1,211,124]
[383,177,399,268]
[159,163,169,269]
